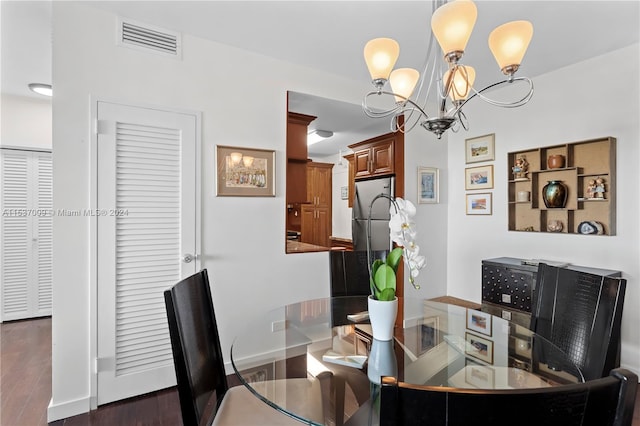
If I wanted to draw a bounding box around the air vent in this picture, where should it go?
[117,18,181,59]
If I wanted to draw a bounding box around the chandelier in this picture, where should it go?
[362,0,534,139]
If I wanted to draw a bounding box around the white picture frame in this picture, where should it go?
[418,167,439,204]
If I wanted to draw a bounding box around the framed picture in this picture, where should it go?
[216,145,275,197]
[465,165,493,190]
[465,332,494,364]
[418,316,440,355]
[465,361,496,388]
[466,309,492,336]
[466,193,492,215]
[418,167,439,204]
[465,133,495,164]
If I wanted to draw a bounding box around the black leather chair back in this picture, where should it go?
[530,263,626,381]
[329,249,388,297]
[380,368,638,426]
[164,269,226,426]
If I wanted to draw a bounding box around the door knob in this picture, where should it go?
[182,253,197,263]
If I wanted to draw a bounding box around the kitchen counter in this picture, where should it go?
[286,240,329,253]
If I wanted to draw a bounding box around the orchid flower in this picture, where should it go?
[368,195,426,300]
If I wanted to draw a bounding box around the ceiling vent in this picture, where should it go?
[117,18,181,59]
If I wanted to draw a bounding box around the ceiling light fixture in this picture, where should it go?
[307,129,334,146]
[362,0,534,139]
[28,83,53,97]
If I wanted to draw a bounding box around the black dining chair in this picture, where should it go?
[164,269,321,426]
[379,368,638,426]
[329,249,389,297]
[530,263,627,381]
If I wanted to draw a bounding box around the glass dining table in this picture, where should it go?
[231,297,583,426]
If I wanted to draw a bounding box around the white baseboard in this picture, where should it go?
[47,396,91,422]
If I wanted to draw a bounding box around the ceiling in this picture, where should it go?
[3,1,639,156]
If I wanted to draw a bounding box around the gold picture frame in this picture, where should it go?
[465,165,494,190]
[216,145,275,197]
[466,193,493,215]
[465,133,495,164]
[465,332,494,365]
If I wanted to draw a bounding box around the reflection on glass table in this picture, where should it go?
[230,297,584,426]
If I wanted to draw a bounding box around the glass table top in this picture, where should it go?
[231,297,583,425]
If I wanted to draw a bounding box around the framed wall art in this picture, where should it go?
[465,361,496,388]
[418,316,440,355]
[466,309,492,336]
[465,165,493,190]
[216,145,275,197]
[465,332,494,364]
[465,133,495,164]
[418,167,439,204]
[466,193,492,215]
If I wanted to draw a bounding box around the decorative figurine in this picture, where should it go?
[512,155,529,180]
[594,177,606,199]
[547,220,563,232]
[586,179,597,199]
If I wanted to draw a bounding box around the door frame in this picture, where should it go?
[88,96,202,408]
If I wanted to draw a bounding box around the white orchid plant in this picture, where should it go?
[367,195,426,301]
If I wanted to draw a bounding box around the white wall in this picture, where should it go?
[50,2,413,420]
[50,3,639,421]
[331,159,351,239]
[446,44,640,374]
[1,94,52,149]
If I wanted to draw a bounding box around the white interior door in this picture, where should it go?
[96,101,200,405]
[0,149,52,322]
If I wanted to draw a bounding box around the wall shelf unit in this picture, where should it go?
[507,137,616,235]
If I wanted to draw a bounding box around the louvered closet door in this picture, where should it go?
[97,101,199,405]
[0,149,52,321]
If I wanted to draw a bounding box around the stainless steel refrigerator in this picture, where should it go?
[352,176,395,252]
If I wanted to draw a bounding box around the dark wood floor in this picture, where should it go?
[1,317,639,425]
[1,317,182,426]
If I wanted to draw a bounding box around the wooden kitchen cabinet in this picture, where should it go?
[349,133,396,179]
[301,205,330,247]
[287,112,316,204]
[307,162,332,205]
[344,153,355,208]
[300,162,332,247]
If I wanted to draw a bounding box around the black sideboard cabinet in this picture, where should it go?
[481,257,621,328]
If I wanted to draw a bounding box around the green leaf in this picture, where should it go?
[374,264,396,292]
[378,287,396,301]
[370,259,385,294]
[386,247,404,273]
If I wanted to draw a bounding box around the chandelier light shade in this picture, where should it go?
[489,20,534,74]
[361,0,534,139]
[390,68,421,102]
[364,38,400,86]
[431,0,477,59]
[444,65,475,102]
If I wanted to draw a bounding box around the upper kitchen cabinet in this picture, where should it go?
[349,133,399,179]
[287,111,316,204]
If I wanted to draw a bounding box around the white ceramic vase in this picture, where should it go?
[367,338,398,385]
[367,296,398,341]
